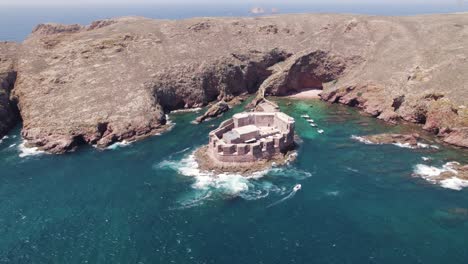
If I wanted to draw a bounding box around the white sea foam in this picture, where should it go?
[155,153,303,207]
[269,166,313,180]
[18,142,45,158]
[106,140,131,150]
[266,187,299,208]
[172,147,191,156]
[352,135,438,149]
[439,178,468,191]
[351,135,374,144]
[170,191,213,210]
[413,162,467,190]
[0,135,8,144]
[392,142,437,149]
[170,107,202,114]
[165,114,174,125]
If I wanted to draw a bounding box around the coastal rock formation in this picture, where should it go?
[9,14,468,152]
[195,101,229,123]
[352,133,424,148]
[0,42,19,139]
[413,162,468,190]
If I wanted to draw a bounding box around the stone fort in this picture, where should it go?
[208,112,295,163]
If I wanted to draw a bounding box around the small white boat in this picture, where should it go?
[306,119,314,123]
[317,129,324,134]
[293,184,302,191]
[300,114,310,118]
[310,123,317,127]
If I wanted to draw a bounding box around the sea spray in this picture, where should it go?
[155,152,307,207]
[106,140,132,150]
[169,191,213,210]
[170,107,202,114]
[413,162,468,191]
[350,135,374,145]
[18,142,45,158]
[351,135,439,149]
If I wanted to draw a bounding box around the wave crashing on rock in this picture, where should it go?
[413,162,468,191]
[155,152,312,209]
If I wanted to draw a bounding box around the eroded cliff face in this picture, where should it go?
[0,42,19,139]
[12,14,468,152]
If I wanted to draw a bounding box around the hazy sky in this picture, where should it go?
[0,0,463,6]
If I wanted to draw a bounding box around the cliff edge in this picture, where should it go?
[8,14,468,152]
[0,42,19,139]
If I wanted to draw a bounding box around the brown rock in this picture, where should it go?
[0,42,19,139]
[195,101,229,123]
[444,128,468,148]
[10,13,468,152]
[356,133,422,147]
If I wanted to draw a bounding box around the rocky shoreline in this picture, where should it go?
[0,13,467,153]
[321,86,468,148]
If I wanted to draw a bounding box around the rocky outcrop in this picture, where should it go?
[352,133,423,147]
[11,14,468,152]
[0,42,19,139]
[444,128,468,148]
[195,101,229,123]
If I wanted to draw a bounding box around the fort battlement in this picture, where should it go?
[207,112,295,163]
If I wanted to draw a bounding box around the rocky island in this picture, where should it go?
[195,111,296,173]
[0,13,467,152]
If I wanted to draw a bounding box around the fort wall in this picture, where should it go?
[208,112,295,163]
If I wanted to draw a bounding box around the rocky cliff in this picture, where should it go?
[0,42,19,139]
[6,14,468,152]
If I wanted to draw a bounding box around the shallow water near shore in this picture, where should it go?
[1,99,468,263]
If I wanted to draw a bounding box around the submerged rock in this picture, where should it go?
[352,133,427,148]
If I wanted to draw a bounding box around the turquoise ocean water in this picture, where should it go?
[1,99,468,263]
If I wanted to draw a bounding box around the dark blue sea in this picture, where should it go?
[1,98,468,263]
[1,3,468,263]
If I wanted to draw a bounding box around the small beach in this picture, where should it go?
[287,89,322,99]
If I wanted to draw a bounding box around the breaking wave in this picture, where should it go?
[413,162,468,191]
[0,135,8,144]
[170,107,202,114]
[351,135,439,149]
[18,142,45,158]
[350,135,373,144]
[106,140,132,150]
[155,152,311,208]
[392,142,439,149]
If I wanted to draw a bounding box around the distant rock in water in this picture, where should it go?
[2,14,467,153]
[352,133,434,149]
